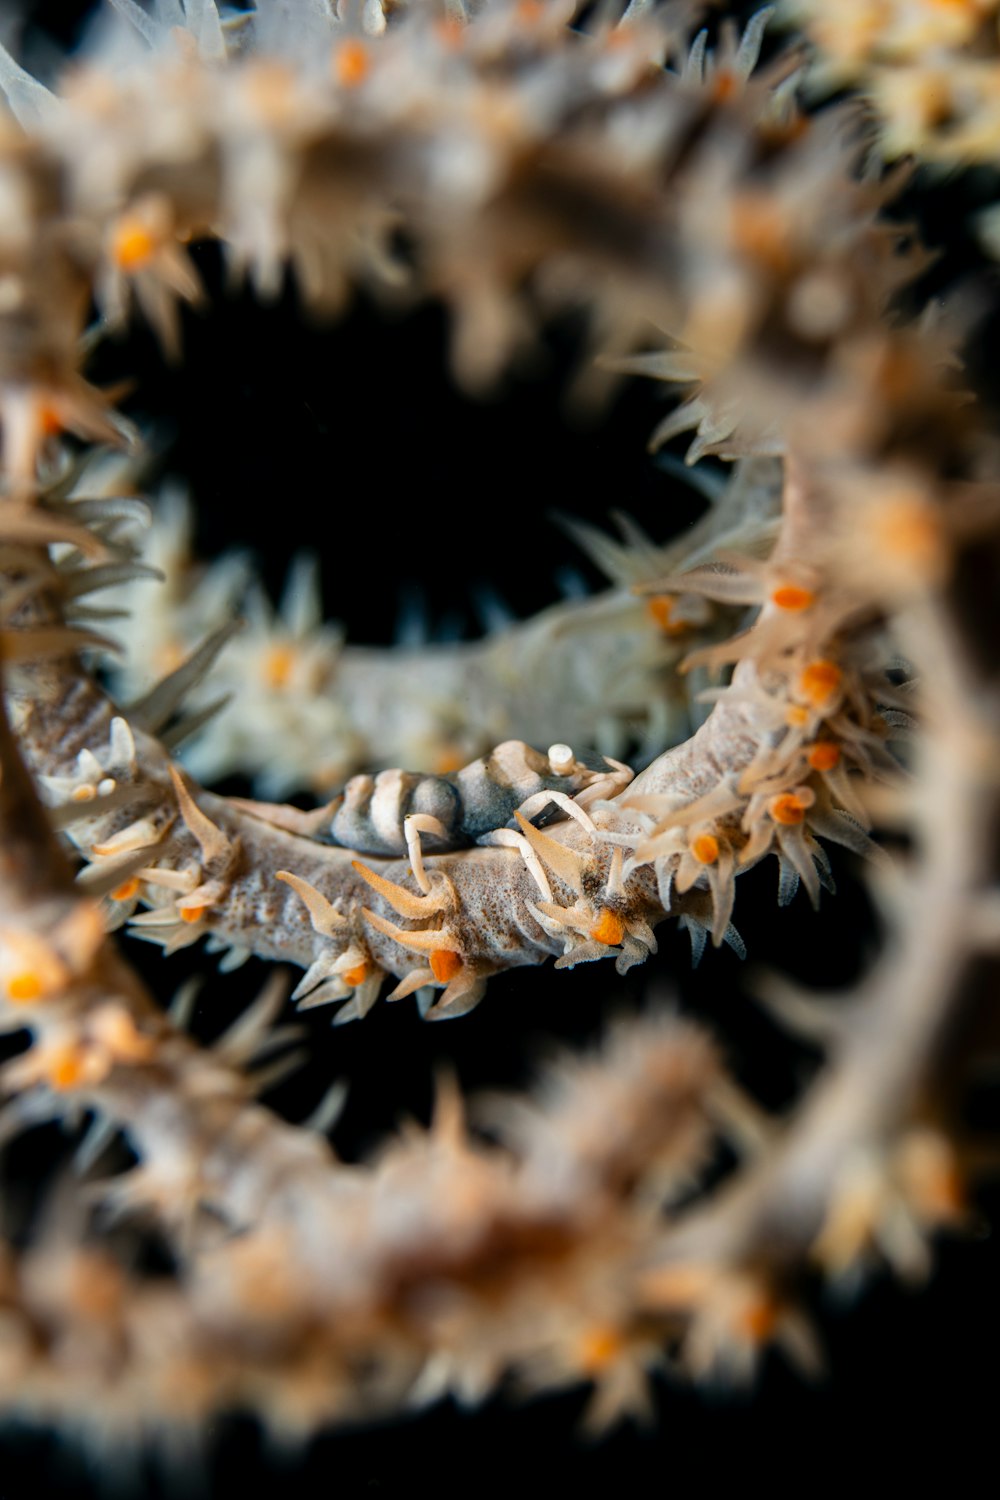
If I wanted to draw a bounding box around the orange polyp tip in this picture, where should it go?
[737,1294,779,1344]
[873,494,943,575]
[262,644,295,690]
[712,68,737,102]
[430,949,463,983]
[38,402,62,436]
[577,1325,624,1374]
[731,197,789,272]
[771,584,816,611]
[335,39,369,88]
[807,742,841,772]
[690,833,720,865]
[72,785,97,802]
[799,659,842,707]
[8,972,43,1003]
[770,792,808,826]
[155,641,186,676]
[516,0,543,22]
[433,747,466,775]
[646,596,690,637]
[111,219,157,272]
[343,961,369,988]
[49,1050,85,1091]
[785,704,810,727]
[917,1159,964,1220]
[112,877,141,902]
[179,905,207,924]
[434,16,464,47]
[590,910,624,947]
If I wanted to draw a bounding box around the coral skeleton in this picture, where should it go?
[0,0,996,1462]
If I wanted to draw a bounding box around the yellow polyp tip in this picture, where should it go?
[72,786,96,802]
[807,741,841,772]
[262,644,295,690]
[343,962,369,988]
[111,219,157,272]
[691,833,720,865]
[785,705,810,727]
[8,972,43,1003]
[577,1325,624,1375]
[179,905,207,924]
[430,949,463,983]
[799,659,842,708]
[770,793,808,826]
[111,878,141,902]
[590,910,624,947]
[770,584,815,611]
[335,39,369,87]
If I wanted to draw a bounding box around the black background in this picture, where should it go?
[1,1,999,1493]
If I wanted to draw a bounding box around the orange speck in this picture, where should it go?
[785,704,810,727]
[515,0,543,22]
[917,1160,964,1220]
[712,68,738,102]
[39,402,62,437]
[771,584,815,611]
[72,785,97,802]
[872,494,944,582]
[343,961,369,988]
[737,1294,779,1344]
[577,1325,624,1374]
[154,641,186,676]
[430,949,463,983]
[646,595,690,637]
[730,196,790,272]
[112,878,141,902]
[8,972,43,1003]
[798,659,842,709]
[335,39,369,88]
[179,905,207,924]
[434,16,464,48]
[770,792,808,826]
[244,60,295,123]
[50,1050,85,1091]
[691,833,720,865]
[433,747,466,775]
[263,644,295,690]
[807,742,841,772]
[590,910,624,947]
[111,218,157,272]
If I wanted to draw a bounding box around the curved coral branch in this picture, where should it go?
[0,0,995,1454]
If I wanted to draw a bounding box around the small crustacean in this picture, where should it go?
[328,741,633,894]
